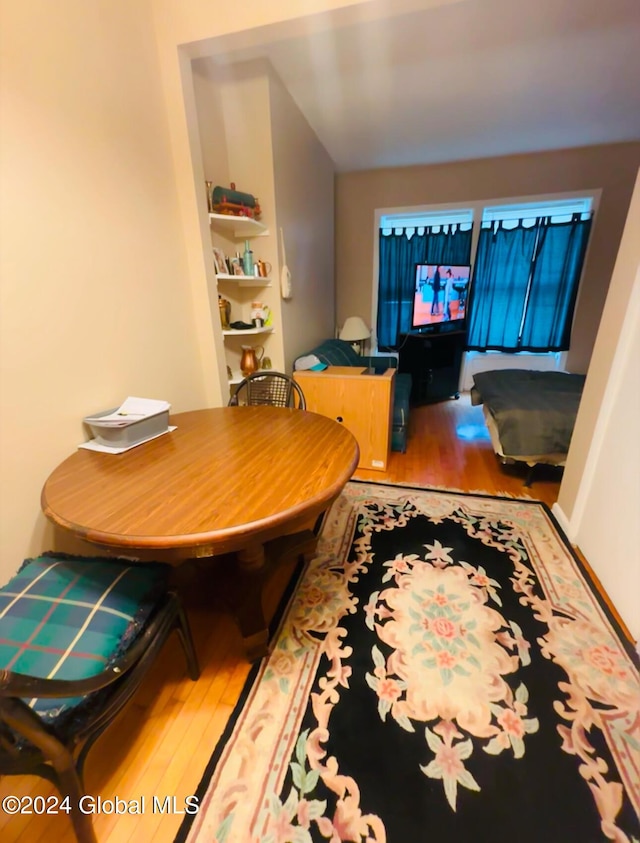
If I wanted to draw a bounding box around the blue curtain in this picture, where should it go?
[520,215,592,350]
[467,214,591,352]
[377,225,472,348]
[467,223,537,349]
[425,225,473,267]
[377,230,426,349]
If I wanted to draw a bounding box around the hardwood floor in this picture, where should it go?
[353,393,563,506]
[0,393,567,842]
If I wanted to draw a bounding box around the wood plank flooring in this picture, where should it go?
[0,394,594,842]
[353,393,563,505]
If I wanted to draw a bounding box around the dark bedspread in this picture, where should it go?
[471,369,586,459]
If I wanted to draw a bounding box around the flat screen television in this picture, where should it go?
[411,263,472,332]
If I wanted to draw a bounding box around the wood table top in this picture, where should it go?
[41,407,359,558]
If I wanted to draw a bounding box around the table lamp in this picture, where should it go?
[339,316,371,355]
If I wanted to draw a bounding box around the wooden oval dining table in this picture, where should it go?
[41,407,360,659]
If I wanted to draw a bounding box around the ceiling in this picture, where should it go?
[204,0,640,173]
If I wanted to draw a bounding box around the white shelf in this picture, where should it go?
[228,369,276,386]
[216,273,272,288]
[222,327,274,337]
[209,213,268,238]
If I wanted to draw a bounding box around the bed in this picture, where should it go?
[470,369,586,471]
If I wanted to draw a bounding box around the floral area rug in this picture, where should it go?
[176,482,640,843]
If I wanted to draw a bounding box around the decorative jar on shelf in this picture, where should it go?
[240,345,264,376]
[242,241,254,276]
[218,296,231,329]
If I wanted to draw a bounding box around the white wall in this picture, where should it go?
[568,282,639,640]
[554,170,640,641]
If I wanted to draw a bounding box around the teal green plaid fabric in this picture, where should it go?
[0,553,169,721]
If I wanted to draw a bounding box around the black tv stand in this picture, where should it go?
[398,330,466,405]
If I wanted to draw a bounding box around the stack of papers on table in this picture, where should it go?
[81,397,174,453]
[83,397,170,427]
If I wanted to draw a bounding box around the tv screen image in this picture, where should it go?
[412,264,472,330]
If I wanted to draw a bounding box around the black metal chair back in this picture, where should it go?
[228,371,306,409]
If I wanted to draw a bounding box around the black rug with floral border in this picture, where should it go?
[176,482,640,843]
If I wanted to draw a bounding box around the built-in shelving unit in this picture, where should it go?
[210,211,276,392]
[208,212,268,238]
[222,327,274,337]
[216,273,272,288]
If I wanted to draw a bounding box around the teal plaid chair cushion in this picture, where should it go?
[0,553,170,722]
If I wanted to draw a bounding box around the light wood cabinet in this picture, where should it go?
[294,366,395,471]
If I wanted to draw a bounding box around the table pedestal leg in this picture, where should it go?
[235,543,269,661]
[233,525,324,661]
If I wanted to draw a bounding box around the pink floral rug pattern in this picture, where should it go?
[177,483,640,843]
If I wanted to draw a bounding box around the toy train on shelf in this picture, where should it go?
[206,182,262,220]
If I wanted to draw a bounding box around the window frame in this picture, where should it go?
[372,189,600,354]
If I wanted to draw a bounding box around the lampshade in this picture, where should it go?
[339,316,371,342]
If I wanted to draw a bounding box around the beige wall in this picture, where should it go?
[269,68,336,365]
[192,61,230,189]
[0,0,209,583]
[149,0,375,390]
[191,57,335,377]
[335,143,640,372]
[150,0,430,56]
[555,170,639,639]
[0,0,364,582]
[191,59,234,393]
[217,63,282,377]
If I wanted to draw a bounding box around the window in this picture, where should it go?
[380,208,474,231]
[468,199,593,351]
[481,197,593,225]
[375,194,595,352]
[377,212,474,348]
